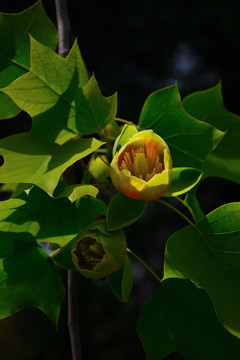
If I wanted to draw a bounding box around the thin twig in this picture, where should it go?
[157,198,194,226]
[127,248,162,284]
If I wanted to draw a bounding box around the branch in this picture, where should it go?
[54,0,73,57]
[54,1,83,359]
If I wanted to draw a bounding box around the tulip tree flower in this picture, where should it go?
[110,130,172,201]
[71,220,127,279]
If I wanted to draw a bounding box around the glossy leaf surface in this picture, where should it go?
[164,167,202,197]
[139,84,224,169]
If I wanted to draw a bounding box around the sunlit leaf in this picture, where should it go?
[0,187,82,247]
[164,167,203,197]
[3,37,116,144]
[0,132,104,196]
[139,84,224,170]
[0,1,57,118]
[57,184,99,203]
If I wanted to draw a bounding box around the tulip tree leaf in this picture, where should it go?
[0,0,57,119]
[57,184,99,203]
[107,255,133,303]
[53,197,107,270]
[107,193,147,231]
[0,232,65,325]
[112,124,138,156]
[164,167,203,197]
[3,36,116,144]
[0,186,83,247]
[0,132,104,196]
[164,202,240,338]
[183,82,240,184]
[137,278,240,360]
[138,84,224,170]
[184,188,205,222]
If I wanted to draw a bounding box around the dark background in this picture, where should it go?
[0,1,240,359]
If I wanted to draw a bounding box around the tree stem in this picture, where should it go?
[68,271,83,360]
[54,0,73,57]
[54,1,82,359]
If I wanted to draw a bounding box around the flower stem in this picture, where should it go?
[127,248,162,284]
[175,195,197,223]
[157,198,195,226]
[114,117,141,129]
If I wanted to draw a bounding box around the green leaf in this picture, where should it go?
[107,193,147,231]
[75,197,107,227]
[74,75,117,135]
[57,184,99,203]
[0,186,82,247]
[164,167,203,197]
[164,202,240,338]
[112,124,138,156]
[183,83,240,184]
[0,132,104,196]
[138,84,224,170]
[107,255,133,302]
[0,232,64,325]
[184,187,205,222]
[3,36,116,144]
[137,278,240,360]
[0,1,57,118]
[52,239,76,271]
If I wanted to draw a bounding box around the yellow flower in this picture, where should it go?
[110,130,172,201]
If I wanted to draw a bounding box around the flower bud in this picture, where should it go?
[71,220,126,279]
[110,130,172,201]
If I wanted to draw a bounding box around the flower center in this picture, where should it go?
[74,237,104,270]
[119,139,164,181]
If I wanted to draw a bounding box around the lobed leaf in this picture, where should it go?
[139,84,224,170]
[0,1,57,118]
[3,37,116,144]
[138,278,240,360]
[183,82,240,184]
[164,202,240,338]
[0,186,82,247]
[0,132,104,196]
[0,232,64,325]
